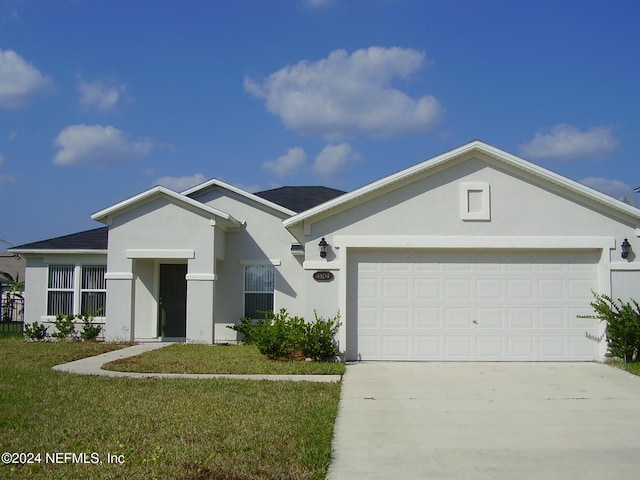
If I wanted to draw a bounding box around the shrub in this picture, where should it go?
[24,321,49,341]
[228,308,341,361]
[579,292,640,362]
[252,309,305,360]
[78,312,103,341]
[52,314,77,341]
[300,311,342,361]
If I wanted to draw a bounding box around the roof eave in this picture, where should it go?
[91,185,243,228]
[284,140,640,228]
[9,249,108,255]
[182,178,297,217]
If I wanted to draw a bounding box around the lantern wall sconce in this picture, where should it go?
[621,238,631,259]
[319,237,328,258]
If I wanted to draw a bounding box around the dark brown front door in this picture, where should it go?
[158,264,187,337]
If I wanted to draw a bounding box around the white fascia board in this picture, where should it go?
[477,142,640,221]
[283,140,640,228]
[181,178,297,217]
[9,249,108,255]
[91,185,242,228]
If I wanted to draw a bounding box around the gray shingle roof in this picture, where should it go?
[14,186,346,252]
[253,186,346,213]
[12,227,108,251]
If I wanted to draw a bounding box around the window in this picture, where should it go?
[81,266,107,315]
[244,265,275,318]
[47,265,75,316]
[47,265,106,316]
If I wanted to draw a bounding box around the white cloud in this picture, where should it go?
[245,47,442,140]
[78,79,129,112]
[155,173,207,192]
[520,124,618,160]
[0,49,52,108]
[263,147,307,177]
[313,143,362,177]
[580,177,634,199]
[53,124,152,167]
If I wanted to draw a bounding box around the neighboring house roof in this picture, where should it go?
[284,140,640,228]
[253,186,347,213]
[91,185,242,229]
[10,227,109,254]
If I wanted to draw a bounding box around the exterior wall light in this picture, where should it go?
[319,237,328,258]
[621,238,631,259]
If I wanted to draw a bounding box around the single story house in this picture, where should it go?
[12,141,640,361]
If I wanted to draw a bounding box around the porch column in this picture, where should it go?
[185,274,216,343]
[104,271,134,342]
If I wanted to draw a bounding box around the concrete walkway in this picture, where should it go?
[52,342,342,382]
[327,362,640,480]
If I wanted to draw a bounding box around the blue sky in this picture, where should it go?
[1,0,639,247]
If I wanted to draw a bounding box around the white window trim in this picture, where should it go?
[45,264,107,319]
[243,264,276,317]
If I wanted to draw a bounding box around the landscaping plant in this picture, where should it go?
[229,308,342,361]
[579,292,640,363]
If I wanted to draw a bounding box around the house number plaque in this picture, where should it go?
[313,271,334,282]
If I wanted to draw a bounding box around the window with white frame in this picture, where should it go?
[47,265,106,316]
[81,265,107,315]
[47,265,75,315]
[244,265,275,318]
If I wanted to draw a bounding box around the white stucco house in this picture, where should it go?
[12,141,640,361]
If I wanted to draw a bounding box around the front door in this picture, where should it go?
[158,264,187,337]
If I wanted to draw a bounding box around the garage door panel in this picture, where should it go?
[507,336,535,358]
[538,279,565,300]
[381,307,410,329]
[414,307,441,328]
[382,336,411,358]
[507,308,535,328]
[538,308,565,328]
[539,336,565,358]
[445,336,473,358]
[476,336,504,358]
[446,308,472,328]
[477,279,503,300]
[507,279,535,300]
[445,278,473,299]
[353,250,599,361]
[382,278,410,300]
[414,279,440,300]
[414,336,441,357]
[476,307,503,328]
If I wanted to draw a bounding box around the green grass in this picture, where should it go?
[0,338,341,479]
[611,360,640,376]
[102,343,346,375]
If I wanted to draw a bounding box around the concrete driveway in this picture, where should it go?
[327,362,640,480]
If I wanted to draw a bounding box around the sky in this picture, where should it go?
[1,0,639,247]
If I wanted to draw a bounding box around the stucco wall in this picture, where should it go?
[191,188,306,339]
[294,154,640,356]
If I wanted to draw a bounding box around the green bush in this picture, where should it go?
[579,292,640,362]
[228,308,341,361]
[24,321,49,341]
[78,312,103,341]
[300,311,342,361]
[52,314,77,341]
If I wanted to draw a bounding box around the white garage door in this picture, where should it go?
[351,250,600,361]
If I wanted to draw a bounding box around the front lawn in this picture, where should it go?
[103,343,346,375]
[0,338,341,479]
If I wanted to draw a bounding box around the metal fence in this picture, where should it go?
[1,295,24,336]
